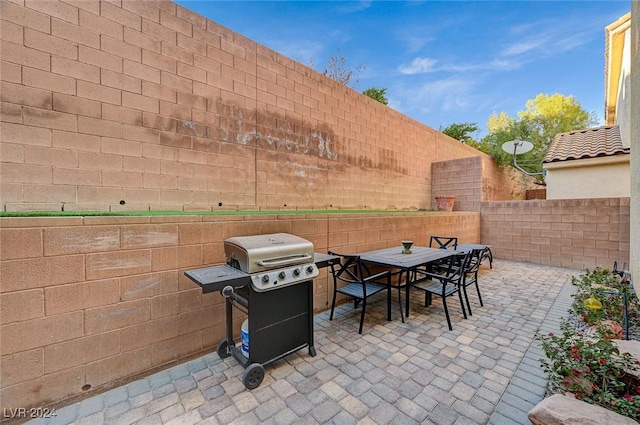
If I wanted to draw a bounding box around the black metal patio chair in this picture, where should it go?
[460,248,484,315]
[408,250,468,330]
[429,236,458,250]
[328,251,392,334]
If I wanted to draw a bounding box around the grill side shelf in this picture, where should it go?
[184,253,340,294]
[184,265,251,294]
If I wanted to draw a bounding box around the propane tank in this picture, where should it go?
[241,319,249,358]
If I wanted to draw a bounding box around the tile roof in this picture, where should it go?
[543,125,629,163]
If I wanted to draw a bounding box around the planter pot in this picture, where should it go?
[591,320,623,340]
[435,196,455,211]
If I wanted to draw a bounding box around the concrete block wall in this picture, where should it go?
[0,211,480,410]
[0,0,492,213]
[480,198,630,270]
[431,156,536,211]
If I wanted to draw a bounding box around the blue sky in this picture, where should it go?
[175,1,630,136]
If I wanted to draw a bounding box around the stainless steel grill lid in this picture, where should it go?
[225,233,315,274]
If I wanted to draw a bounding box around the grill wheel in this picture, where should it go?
[216,339,232,359]
[242,363,265,390]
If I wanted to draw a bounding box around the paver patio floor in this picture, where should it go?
[23,259,578,425]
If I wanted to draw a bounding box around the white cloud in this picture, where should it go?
[393,77,477,114]
[403,36,434,52]
[500,14,604,59]
[502,39,546,57]
[334,1,372,14]
[397,57,521,75]
[486,59,521,71]
[397,57,439,75]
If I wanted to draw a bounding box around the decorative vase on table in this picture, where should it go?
[435,195,455,211]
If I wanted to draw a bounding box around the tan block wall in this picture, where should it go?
[431,156,536,211]
[0,212,480,410]
[0,0,492,213]
[480,198,630,270]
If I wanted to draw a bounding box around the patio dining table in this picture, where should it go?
[357,245,460,319]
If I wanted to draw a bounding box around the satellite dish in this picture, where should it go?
[501,140,534,155]
[501,139,544,178]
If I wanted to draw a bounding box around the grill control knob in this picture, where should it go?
[293,268,301,276]
[306,265,314,274]
[261,274,269,283]
[278,271,286,280]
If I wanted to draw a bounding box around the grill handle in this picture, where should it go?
[256,253,312,268]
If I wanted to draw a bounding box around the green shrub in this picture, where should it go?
[569,267,639,329]
[536,267,640,421]
[537,322,640,420]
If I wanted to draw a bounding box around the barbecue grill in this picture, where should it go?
[185,233,336,389]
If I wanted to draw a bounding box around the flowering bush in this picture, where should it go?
[569,267,640,331]
[536,321,640,420]
[536,266,640,421]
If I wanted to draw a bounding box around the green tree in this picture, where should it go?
[363,87,388,105]
[479,93,599,179]
[441,122,480,144]
[479,119,537,170]
[486,111,513,133]
[518,93,599,145]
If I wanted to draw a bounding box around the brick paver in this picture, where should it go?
[23,260,577,425]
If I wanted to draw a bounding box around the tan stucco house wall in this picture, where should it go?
[606,13,632,147]
[543,12,632,201]
[544,155,630,199]
[629,4,639,297]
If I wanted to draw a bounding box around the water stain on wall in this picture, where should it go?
[162,98,409,175]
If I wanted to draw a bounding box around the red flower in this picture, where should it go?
[572,346,579,353]
[571,353,582,360]
[624,394,633,402]
[574,393,581,399]
[598,358,606,365]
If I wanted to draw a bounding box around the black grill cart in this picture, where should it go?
[185,250,338,390]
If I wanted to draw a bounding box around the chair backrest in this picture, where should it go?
[435,251,468,283]
[328,251,366,285]
[464,249,483,274]
[430,236,458,250]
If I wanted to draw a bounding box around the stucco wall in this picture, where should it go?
[0,0,489,213]
[544,156,631,199]
[0,212,479,410]
[617,28,631,148]
[630,3,639,296]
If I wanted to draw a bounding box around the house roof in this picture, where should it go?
[542,125,630,164]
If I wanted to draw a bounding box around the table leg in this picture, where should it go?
[404,270,411,318]
[387,279,392,321]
